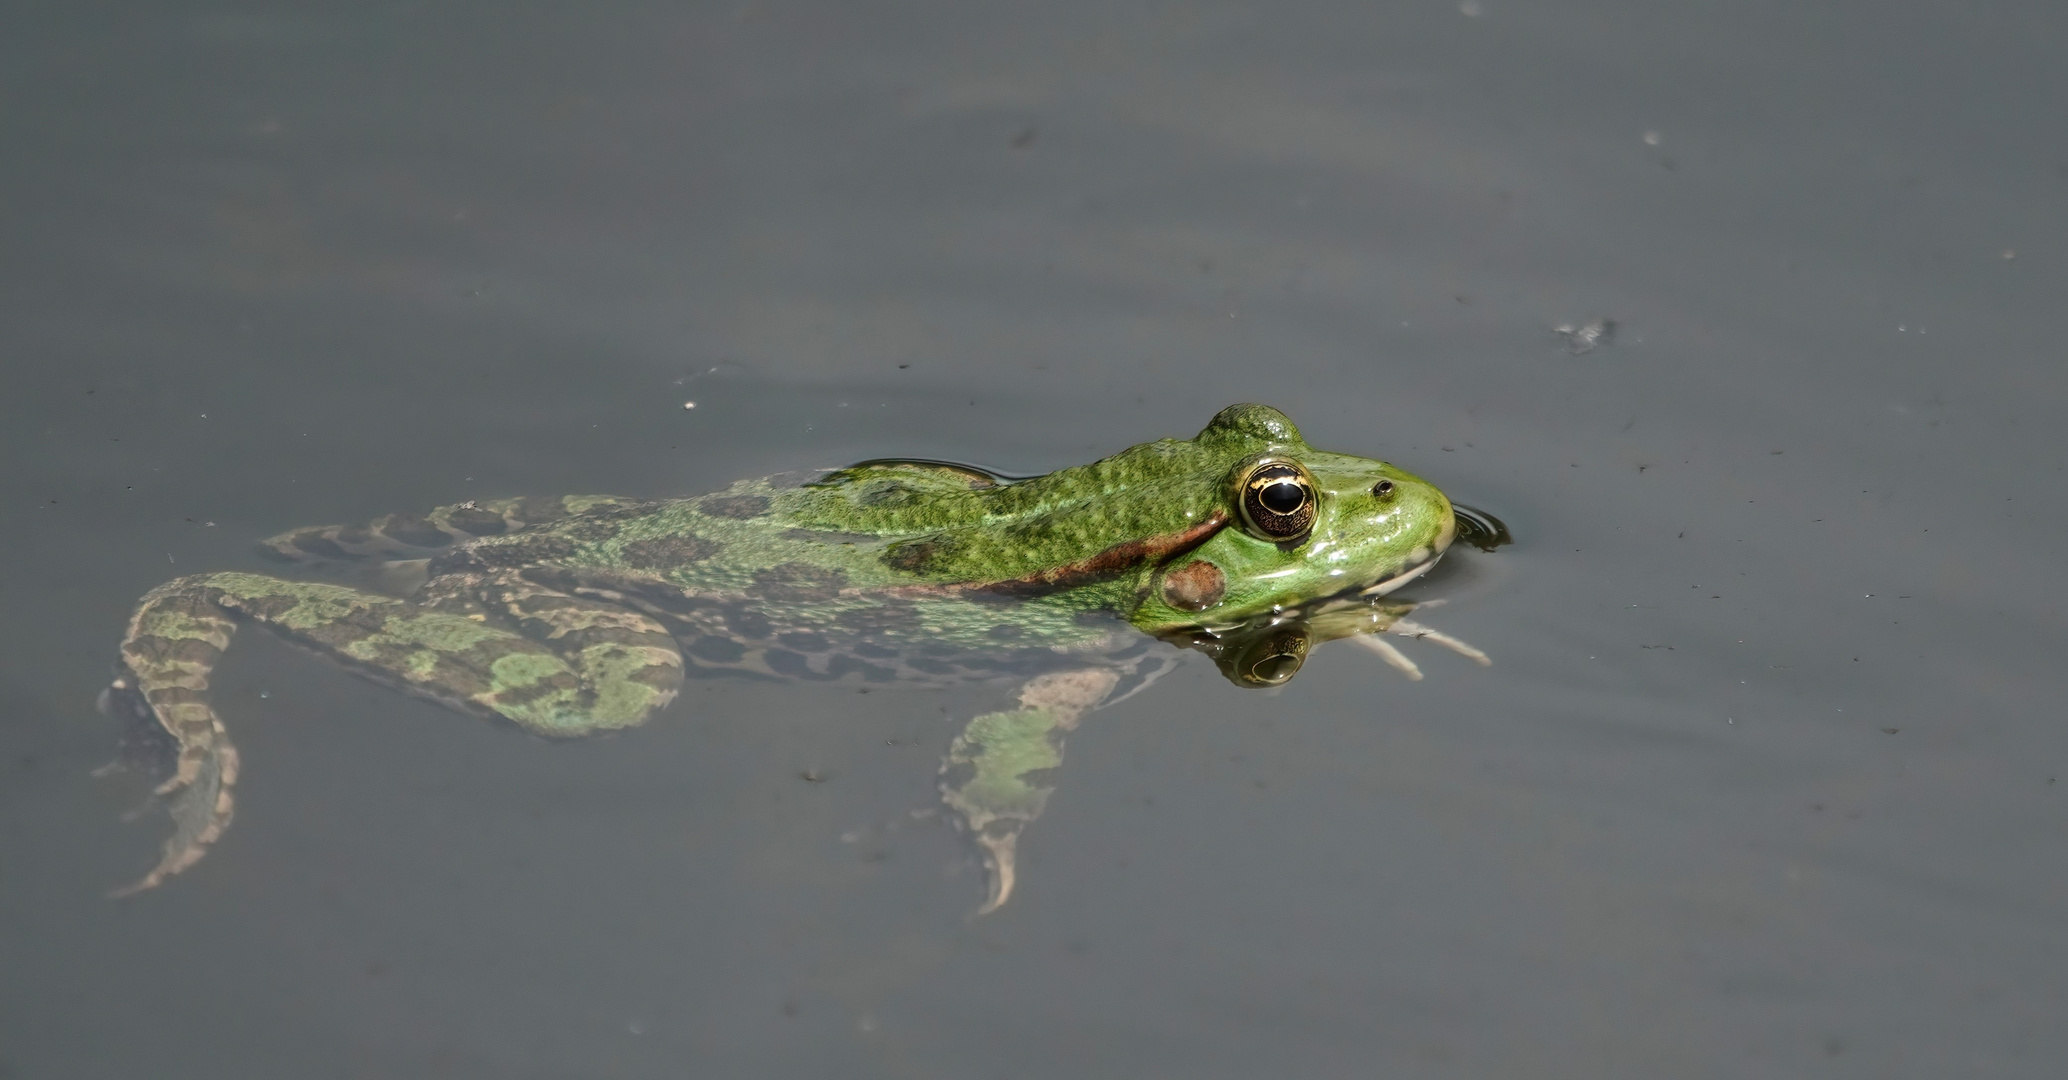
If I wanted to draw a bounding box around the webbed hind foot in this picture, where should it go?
[96,669,239,896]
[940,669,1119,914]
[99,569,685,894]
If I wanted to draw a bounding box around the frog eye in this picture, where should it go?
[1372,479,1395,499]
[1234,459,1318,543]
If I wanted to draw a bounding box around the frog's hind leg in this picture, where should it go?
[103,570,684,894]
[939,669,1120,914]
[101,576,246,895]
[260,495,648,565]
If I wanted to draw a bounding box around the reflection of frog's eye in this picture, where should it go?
[1246,650,1304,685]
[1236,460,1318,543]
[1233,626,1311,687]
[1372,479,1395,499]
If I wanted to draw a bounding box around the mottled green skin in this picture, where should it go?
[100,404,1460,906]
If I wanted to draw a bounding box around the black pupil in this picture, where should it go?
[1259,480,1305,515]
[1374,480,1394,495]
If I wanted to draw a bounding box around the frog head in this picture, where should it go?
[1126,405,1457,640]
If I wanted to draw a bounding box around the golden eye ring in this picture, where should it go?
[1231,458,1318,543]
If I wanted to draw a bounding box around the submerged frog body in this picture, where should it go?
[101,404,1486,909]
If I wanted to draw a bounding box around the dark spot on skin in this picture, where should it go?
[470,537,577,568]
[752,563,848,602]
[824,654,898,682]
[446,506,508,535]
[562,520,624,542]
[511,592,581,615]
[235,592,311,622]
[490,667,583,707]
[131,634,226,665]
[859,481,915,507]
[619,533,720,569]
[425,548,488,577]
[381,514,452,548]
[777,631,830,651]
[517,495,573,523]
[1159,560,1227,611]
[882,537,949,574]
[292,532,350,559]
[687,636,746,662]
[722,605,773,641]
[699,494,771,519]
[764,649,834,680]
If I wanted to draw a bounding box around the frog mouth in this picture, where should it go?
[1357,549,1444,599]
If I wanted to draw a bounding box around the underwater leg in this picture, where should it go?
[939,669,1119,914]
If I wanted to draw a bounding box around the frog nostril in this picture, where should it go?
[1372,480,1395,499]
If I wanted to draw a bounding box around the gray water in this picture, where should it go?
[5,2,2065,1076]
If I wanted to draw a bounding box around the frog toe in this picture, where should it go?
[1349,632,1424,679]
[1388,618,1490,665]
[973,830,1018,915]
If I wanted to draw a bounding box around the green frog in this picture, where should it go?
[100,404,1488,910]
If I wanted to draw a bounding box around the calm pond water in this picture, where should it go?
[4,2,2065,1076]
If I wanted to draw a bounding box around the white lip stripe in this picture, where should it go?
[1359,552,1444,598]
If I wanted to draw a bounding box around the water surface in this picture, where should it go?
[4,1,2064,1076]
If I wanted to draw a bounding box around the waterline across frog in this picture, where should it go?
[100,404,1487,910]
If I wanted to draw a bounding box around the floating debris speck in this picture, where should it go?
[1553,318,1616,354]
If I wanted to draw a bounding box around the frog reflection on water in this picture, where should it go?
[102,404,1492,910]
